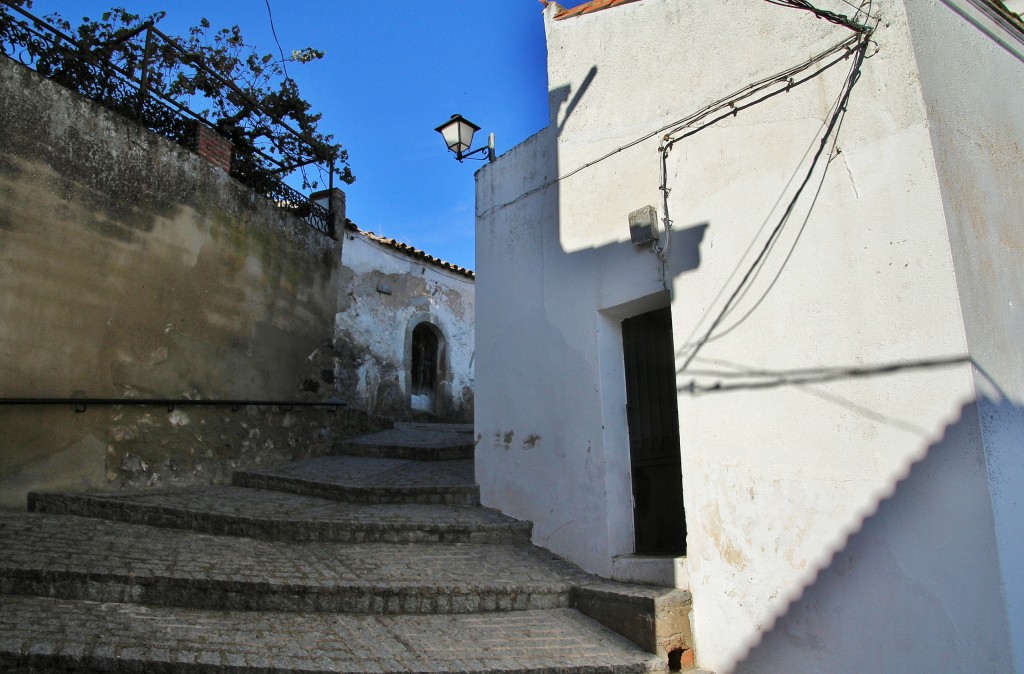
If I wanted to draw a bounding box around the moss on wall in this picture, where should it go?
[0,57,354,507]
[0,404,387,510]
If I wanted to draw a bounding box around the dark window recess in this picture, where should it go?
[411,324,439,396]
[622,306,686,555]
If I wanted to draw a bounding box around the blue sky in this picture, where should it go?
[28,0,559,270]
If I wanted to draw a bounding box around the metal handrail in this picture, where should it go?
[0,0,335,236]
[0,397,349,413]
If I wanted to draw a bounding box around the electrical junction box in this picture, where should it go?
[629,205,659,246]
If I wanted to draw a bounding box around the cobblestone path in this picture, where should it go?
[0,422,693,673]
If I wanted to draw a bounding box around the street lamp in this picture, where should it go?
[434,114,495,162]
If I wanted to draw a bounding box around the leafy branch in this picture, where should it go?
[0,0,353,195]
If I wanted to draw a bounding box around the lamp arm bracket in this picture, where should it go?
[455,144,494,163]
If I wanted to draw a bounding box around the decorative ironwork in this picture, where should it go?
[0,1,336,237]
[265,178,332,237]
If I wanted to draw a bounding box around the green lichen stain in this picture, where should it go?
[335,265,356,312]
[84,213,136,243]
[0,153,20,181]
[206,207,330,332]
[0,165,24,231]
[259,229,290,293]
[52,171,161,242]
[59,165,159,237]
[211,208,248,277]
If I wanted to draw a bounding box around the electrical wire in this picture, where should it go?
[700,72,850,335]
[834,0,882,23]
[764,0,872,32]
[476,33,863,221]
[699,139,840,344]
[661,39,859,149]
[666,115,828,345]
[656,35,860,321]
[675,37,869,374]
[474,0,878,335]
[668,0,876,364]
[653,146,673,289]
[681,354,970,394]
[263,0,327,189]
[264,0,289,81]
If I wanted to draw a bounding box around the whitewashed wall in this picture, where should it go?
[335,231,474,420]
[475,0,1021,671]
[905,0,1024,667]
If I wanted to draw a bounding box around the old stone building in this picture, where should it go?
[0,45,474,508]
[329,218,475,422]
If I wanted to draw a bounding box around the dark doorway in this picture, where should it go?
[622,306,686,555]
[411,323,439,411]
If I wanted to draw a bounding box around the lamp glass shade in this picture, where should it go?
[435,114,480,155]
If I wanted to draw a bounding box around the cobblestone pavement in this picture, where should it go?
[238,456,476,487]
[233,456,479,505]
[0,512,574,585]
[347,425,474,449]
[395,422,474,433]
[0,423,680,673]
[30,486,530,543]
[0,598,661,673]
[0,512,585,612]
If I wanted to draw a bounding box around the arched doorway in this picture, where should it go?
[410,322,440,412]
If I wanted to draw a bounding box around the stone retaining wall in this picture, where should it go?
[0,56,377,508]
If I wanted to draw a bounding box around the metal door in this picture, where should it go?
[622,307,686,555]
[411,324,438,397]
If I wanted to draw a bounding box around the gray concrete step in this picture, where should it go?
[233,455,479,505]
[28,486,530,544]
[0,513,579,614]
[0,597,663,674]
[338,423,476,461]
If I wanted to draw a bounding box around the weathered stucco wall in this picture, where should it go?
[0,56,379,509]
[732,398,1011,673]
[0,402,383,510]
[475,0,1018,671]
[907,1,1024,667]
[335,230,474,421]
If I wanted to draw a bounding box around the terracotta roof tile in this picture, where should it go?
[344,220,475,279]
[554,0,642,20]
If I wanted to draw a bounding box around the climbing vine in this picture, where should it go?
[0,0,353,195]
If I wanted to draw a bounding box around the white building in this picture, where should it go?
[474,0,1023,671]
[334,222,475,421]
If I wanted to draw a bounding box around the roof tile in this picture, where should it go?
[345,221,475,279]
[554,0,642,20]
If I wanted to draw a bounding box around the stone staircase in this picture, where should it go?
[0,422,702,673]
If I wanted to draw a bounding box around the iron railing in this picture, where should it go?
[0,1,336,237]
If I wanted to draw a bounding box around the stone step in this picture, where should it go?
[28,486,530,544]
[0,597,664,674]
[233,455,479,505]
[0,513,578,614]
[571,582,695,663]
[396,422,475,432]
[338,424,475,461]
